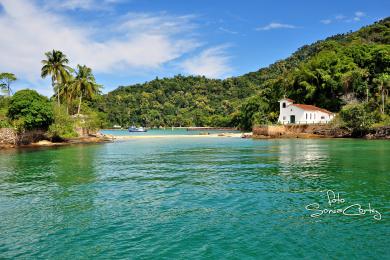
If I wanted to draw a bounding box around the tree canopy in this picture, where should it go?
[41,50,73,105]
[0,73,17,96]
[92,17,390,130]
[7,89,54,130]
[72,65,101,115]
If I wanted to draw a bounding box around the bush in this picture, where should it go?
[0,96,10,117]
[210,114,232,127]
[78,103,106,130]
[238,95,271,130]
[339,103,375,135]
[372,114,390,128]
[0,119,11,128]
[7,89,53,130]
[47,105,78,139]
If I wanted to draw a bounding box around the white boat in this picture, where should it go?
[128,126,147,132]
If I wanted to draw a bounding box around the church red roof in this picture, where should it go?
[291,104,333,115]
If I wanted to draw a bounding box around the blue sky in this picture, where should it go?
[0,0,388,95]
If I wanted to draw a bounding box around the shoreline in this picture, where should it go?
[2,129,389,150]
[0,136,113,150]
[0,133,251,150]
[252,125,390,140]
[112,133,249,140]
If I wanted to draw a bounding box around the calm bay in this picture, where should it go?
[0,135,389,259]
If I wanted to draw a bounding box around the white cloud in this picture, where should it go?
[180,45,232,78]
[335,14,346,20]
[320,19,332,25]
[323,12,366,24]
[353,11,366,21]
[0,0,205,94]
[355,11,365,17]
[256,22,297,31]
[55,0,95,10]
[43,0,123,10]
[218,27,238,34]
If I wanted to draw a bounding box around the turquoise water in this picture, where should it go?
[100,128,241,136]
[0,137,389,259]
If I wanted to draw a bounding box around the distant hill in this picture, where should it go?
[95,17,390,128]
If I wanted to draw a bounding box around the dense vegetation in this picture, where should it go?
[0,50,104,139]
[97,75,258,127]
[95,17,390,130]
[0,18,389,136]
[7,89,53,130]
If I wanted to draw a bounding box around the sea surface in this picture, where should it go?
[100,128,240,136]
[0,133,389,259]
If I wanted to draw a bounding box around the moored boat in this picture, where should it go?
[128,126,147,132]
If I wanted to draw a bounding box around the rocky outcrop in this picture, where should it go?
[0,128,17,145]
[1,128,48,148]
[1,127,113,149]
[365,126,390,139]
[253,124,352,139]
[17,130,48,145]
[253,124,390,139]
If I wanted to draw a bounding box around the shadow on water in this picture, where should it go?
[0,144,105,258]
[0,144,100,187]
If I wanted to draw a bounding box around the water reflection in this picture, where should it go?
[0,145,98,190]
[277,139,329,168]
[0,139,389,259]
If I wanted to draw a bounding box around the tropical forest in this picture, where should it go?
[95,17,390,131]
[0,17,389,138]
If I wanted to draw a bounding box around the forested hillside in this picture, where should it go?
[95,17,390,129]
[95,75,259,127]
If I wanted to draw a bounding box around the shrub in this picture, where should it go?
[371,114,390,128]
[0,96,10,115]
[7,89,53,130]
[238,95,271,130]
[76,103,109,130]
[47,105,78,139]
[0,119,11,128]
[339,103,375,135]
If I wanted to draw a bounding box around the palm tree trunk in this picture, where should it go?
[52,80,60,106]
[6,81,11,96]
[382,88,385,114]
[77,95,82,115]
[67,93,73,115]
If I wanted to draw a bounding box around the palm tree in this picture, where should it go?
[71,65,101,115]
[373,73,390,114]
[41,50,73,105]
[58,76,75,114]
[0,72,17,96]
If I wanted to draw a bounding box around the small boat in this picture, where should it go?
[128,126,147,132]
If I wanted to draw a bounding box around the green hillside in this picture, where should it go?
[95,17,390,129]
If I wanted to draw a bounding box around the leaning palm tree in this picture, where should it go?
[71,65,101,115]
[0,72,17,96]
[41,50,73,105]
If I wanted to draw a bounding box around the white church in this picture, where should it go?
[278,98,335,124]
